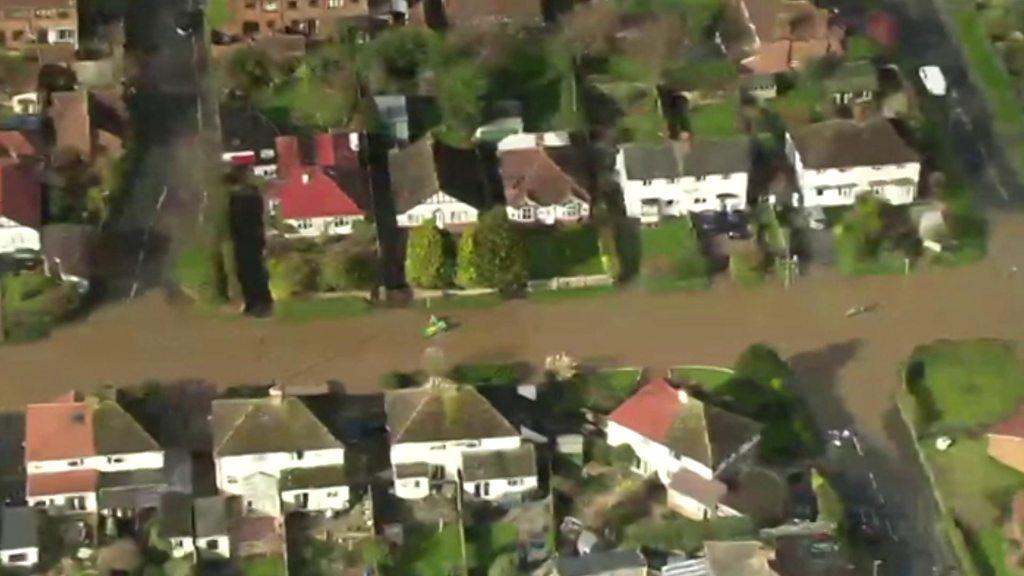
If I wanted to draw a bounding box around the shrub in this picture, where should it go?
[456,225,480,288]
[473,209,528,289]
[406,221,453,289]
[734,343,792,389]
[609,443,638,469]
[320,245,377,292]
[268,253,319,300]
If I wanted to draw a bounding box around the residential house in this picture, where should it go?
[616,137,750,223]
[606,378,762,521]
[786,119,920,208]
[727,0,844,75]
[195,495,234,560]
[0,0,78,52]
[988,406,1024,474]
[0,507,42,569]
[211,387,349,518]
[0,155,41,253]
[439,0,544,28]
[388,136,487,230]
[824,61,879,107]
[221,0,388,39]
[159,493,195,560]
[268,132,370,237]
[385,381,538,501]
[48,90,123,161]
[555,549,647,576]
[498,137,591,225]
[220,103,280,179]
[25,391,164,514]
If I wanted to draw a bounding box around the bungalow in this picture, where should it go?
[607,378,762,521]
[389,137,487,230]
[269,132,369,238]
[211,387,349,518]
[0,507,42,569]
[25,392,164,514]
[385,380,538,501]
[220,104,279,179]
[987,406,1024,474]
[498,143,591,225]
[195,496,234,560]
[616,138,750,223]
[786,119,921,208]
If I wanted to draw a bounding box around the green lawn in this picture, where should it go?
[582,368,644,413]
[466,522,519,572]
[639,217,709,289]
[669,366,734,392]
[274,296,373,322]
[206,0,231,29]
[906,339,1024,429]
[687,100,742,137]
[243,555,288,576]
[524,225,605,280]
[449,362,531,387]
[2,271,81,342]
[390,525,466,576]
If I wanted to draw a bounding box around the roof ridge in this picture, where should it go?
[94,399,160,453]
[393,389,433,443]
[284,397,344,449]
[213,403,258,455]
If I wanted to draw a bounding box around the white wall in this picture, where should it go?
[0,546,38,568]
[26,492,97,514]
[666,490,712,520]
[396,192,479,229]
[11,93,39,115]
[390,436,521,480]
[463,475,538,501]
[606,421,713,484]
[196,536,230,559]
[497,132,571,151]
[394,476,430,500]
[216,448,345,491]
[282,215,365,238]
[168,537,195,559]
[616,150,747,220]
[787,135,919,207]
[27,451,164,475]
[281,485,350,512]
[506,199,589,225]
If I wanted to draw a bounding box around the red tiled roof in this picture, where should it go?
[0,130,44,158]
[27,470,99,497]
[273,167,366,220]
[0,158,42,228]
[991,406,1024,439]
[25,394,95,462]
[608,378,685,444]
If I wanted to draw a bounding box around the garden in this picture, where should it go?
[523,225,606,280]
[899,339,1024,576]
[1,270,82,342]
[636,217,709,290]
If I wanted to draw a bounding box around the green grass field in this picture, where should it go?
[390,525,466,576]
[206,0,231,29]
[583,368,644,413]
[466,522,519,572]
[639,217,709,288]
[524,225,605,280]
[687,100,742,137]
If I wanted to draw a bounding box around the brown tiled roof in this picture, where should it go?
[385,385,518,444]
[499,147,590,207]
[388,137,486,213]
[27,470,99,497]
[790,119,920,170]
[444,0,544,25]
[49,91,92,158]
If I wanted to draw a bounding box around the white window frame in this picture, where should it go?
[519,206,535,221]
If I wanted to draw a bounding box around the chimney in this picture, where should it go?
[677,388,689,404]
[269,383,286,401]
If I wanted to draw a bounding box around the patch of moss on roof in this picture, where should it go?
[92,400,160,455]
[212,396,343,456]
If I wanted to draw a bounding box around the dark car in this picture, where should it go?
[693,210,751,239]
[174,9,203,36]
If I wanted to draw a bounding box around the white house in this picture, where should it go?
[0,507,41,568]
[786,119,921,208]
[211,388,348,517]
[389,137,486,230]
[617,138,750,223]
[24,392,164,515]
[0,216,40,254]
[385,381,538,501]
[194,496,233,560]
[606,378,761,520]
[498,140,592,226]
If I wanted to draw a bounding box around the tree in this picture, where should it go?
[268,253,319,300]
[405,221,452,288]
[225,48,281,99]
[359,27,437,92]
[472,209,528,290]
[488,553,519,576]
[558,2,621,60]
[609,443,638,470]
[436,61,487,144]
[733,343,792,391]
[456,225,480,287]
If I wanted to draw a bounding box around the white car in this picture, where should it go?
[919,65,948,96]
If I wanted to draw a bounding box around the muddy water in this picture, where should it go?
[2,214,1023,454]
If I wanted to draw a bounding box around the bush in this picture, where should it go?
[406,221,453,289]
[456,225,480,288]
[473,209,529,289]
[609,443,638,469]
[268,253,319,300]
[734,343,792,389]
[450,363,529,386]
[320,245,377,292]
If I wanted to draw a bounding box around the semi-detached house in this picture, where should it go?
[212,388,348,518]
[786,118,921,208]
[385,382,537,501]
[24,391,163,515]
[388,136,487,230]
[607,378,762,521]
[497,134,592,226]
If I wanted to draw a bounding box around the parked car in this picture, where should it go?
[918,65,947,96]
[174,9,203,36]
[693,210,751,239]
